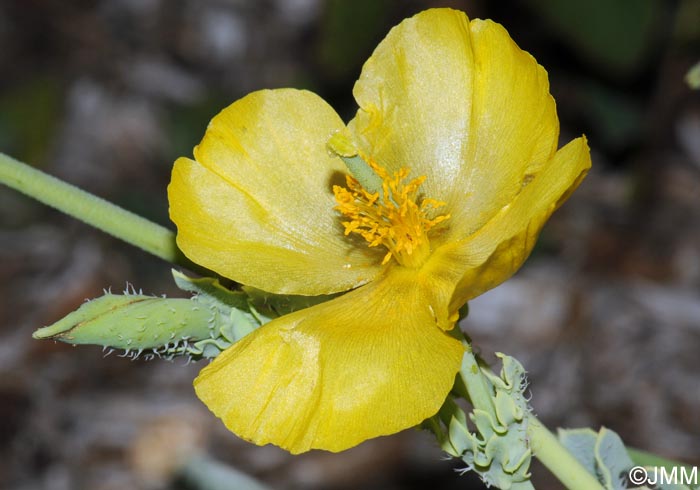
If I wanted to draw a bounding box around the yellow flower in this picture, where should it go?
[168,8,591,454]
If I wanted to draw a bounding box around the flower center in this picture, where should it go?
[333,157,449,268]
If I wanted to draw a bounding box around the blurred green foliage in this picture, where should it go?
[164,94,231,162]
[0,76,63,165]
[527,0,663,77]
[579,82,644,151]
[674,0,700,45]
[686,62,700,89]
[317,0,391,80]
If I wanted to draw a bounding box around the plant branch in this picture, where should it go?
[0,152,205,274]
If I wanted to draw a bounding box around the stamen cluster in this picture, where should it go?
[333,159,449,268]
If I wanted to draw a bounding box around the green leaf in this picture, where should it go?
[558,428,599,477]
[594,428,635,490]
[558,427,694,490]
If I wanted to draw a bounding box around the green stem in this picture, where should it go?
[527,415,604,490]
[0,152,203,273]
[627,447,695,473]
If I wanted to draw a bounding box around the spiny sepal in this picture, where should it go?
[33,270,338,361]
[428,353,533,490]
[171,270,269,359]
[32,272,267,361]
[32,291,215,360]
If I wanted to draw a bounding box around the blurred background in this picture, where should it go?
[1,0,699,489]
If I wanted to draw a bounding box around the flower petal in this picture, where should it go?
[169,89,382,295]
[193,267,464,454]
[434,136,591,310]
[349,9,559,242]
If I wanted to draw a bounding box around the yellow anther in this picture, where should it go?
[333,157,449,268]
